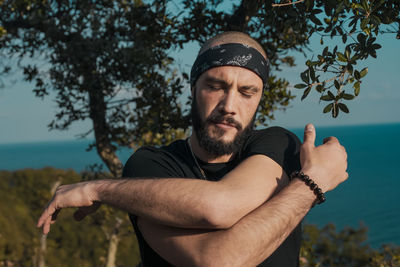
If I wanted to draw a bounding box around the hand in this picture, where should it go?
[300,124,348,192]
[37,181,101,235]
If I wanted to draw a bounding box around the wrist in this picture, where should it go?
[299,167,327,192]
[88,179,111,202]
[291,171,326,206]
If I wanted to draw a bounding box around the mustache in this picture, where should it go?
[206,114,243,131]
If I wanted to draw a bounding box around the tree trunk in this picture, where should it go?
[88,84,123,266]
[88,86,123,178]
[105,218,123,267]
[37,178,62,267]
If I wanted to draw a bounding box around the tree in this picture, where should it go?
[0,0,399,265]
[1,0,398,174]
[301,223,400,266]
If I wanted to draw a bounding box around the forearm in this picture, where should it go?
[197,178,314,266]
[95,177,224,228]
[96,155,285,229]
[139,178,315,266]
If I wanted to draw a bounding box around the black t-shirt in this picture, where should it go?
[123,126,302,266]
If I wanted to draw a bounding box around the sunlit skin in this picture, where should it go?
[190,66,263,163]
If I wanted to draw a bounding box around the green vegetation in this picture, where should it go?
[0,168,140,266]
[0,168,399,266]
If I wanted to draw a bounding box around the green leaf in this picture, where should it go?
[301,71,309,83]
[354,81,361,96]
[371,43,382,50]
[328,91,335,99]
[354,70,361,80]
[342,34,347,43]
[309,67,316,81]
[310,14,322,25]
[337,52,347,62]
[361,0,369,11]
[334,79,340,89]
[321,94,333,101]
[301,86,312,101]
[343,93,355,100]
[294,83,308,89]
[357,33,366,44]
[346,64,353,74]
[360,67,368,78]
[323,103,333,113]
[345,48,350,59]
[338,103,349,113]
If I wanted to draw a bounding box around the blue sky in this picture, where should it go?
[0,30,399,144]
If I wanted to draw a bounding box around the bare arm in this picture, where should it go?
[134,124,349,266]
[37,154,287,234]
[138,179,315,266]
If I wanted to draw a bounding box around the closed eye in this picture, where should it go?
[207,83,222,91]
[240,91,253,98]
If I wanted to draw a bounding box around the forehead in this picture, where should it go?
[198,66,263,88]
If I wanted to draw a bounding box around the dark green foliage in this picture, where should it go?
[0,168,140,266]
[293,0,399,117]
[301,223,400,266]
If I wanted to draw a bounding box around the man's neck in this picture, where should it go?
[189,134,233,163]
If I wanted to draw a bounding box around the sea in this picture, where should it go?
[0,123,399,248]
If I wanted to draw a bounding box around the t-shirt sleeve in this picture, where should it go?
[242,127,301,175]
[122,147,181,179]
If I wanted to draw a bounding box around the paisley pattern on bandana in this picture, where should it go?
[190,43,269,89]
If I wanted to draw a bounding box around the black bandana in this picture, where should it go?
[190,43,269,89]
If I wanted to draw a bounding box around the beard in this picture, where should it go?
[191,96,255,157]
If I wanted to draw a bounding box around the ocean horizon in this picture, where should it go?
[1,122,399,248]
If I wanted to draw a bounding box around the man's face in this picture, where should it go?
[191,66,263,157]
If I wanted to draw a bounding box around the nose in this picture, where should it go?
[218,89,237,115]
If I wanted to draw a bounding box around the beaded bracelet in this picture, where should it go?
[290,171,326,205]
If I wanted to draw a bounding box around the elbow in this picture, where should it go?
[201,193,240,229]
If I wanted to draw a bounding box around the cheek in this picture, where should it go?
[197,90,220,117]
[240,98,259,123]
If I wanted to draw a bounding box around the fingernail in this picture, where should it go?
[305,124,314,132]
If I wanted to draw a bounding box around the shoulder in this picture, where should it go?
[241,126,301,174]
[122,139,189,178]
[245,126,301,150]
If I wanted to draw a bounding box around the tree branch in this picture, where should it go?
[272,0,305,7]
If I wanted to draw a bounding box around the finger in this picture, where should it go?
[323,136,339,144]
[37,202,59,234]
[51,209,61,223]
[303,123,316,147]
[74,202,101,221]
[39,215,51,235]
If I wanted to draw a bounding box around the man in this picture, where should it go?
[38,32,348,266]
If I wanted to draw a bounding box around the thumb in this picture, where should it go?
[303,123,316,147]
